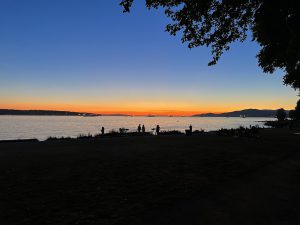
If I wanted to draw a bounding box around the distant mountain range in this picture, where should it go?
[0,109,131,116]
[193,109,284,117]
[0,109,96,116]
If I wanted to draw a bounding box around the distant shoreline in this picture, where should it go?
[192,109,285,118]
[0,109,130,117]
[0,108,289,117]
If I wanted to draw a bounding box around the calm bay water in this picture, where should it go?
[0,116,274,140]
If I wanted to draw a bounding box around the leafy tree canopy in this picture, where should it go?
[276,108,287,121]
[289,109,296,120]
[294,99,300,119]
[120,0,300,89]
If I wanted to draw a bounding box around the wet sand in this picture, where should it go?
[1,129,300,225]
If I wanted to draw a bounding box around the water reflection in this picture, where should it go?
[0,116,275,140]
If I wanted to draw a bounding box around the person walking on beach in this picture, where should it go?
[142,124,145,133]
[138,124,141,133]
[156,125,160,135]
[101,126,105,135]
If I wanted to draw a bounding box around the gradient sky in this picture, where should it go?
[0,0,298,115]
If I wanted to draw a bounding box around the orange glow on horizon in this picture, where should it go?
[0,105,219,116]
[0,101,296,116]
[0,102,237,116]
[1,95,297,116]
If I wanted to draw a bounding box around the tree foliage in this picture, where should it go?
[294,99,300,120]
[289,109,296,120]
[276,108,287,121]
[288,99,300,120]
[120,0,300,89]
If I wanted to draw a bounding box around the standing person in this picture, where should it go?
[138,124,141,133]
[156,125,160,135]
[142,124,145,133]
[101,126,105,135]
[189,124,192,132]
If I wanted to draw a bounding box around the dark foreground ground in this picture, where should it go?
[0,129,300,225]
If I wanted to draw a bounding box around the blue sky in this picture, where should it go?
[0,0,298,115]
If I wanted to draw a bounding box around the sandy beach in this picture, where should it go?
[1,129,300,225]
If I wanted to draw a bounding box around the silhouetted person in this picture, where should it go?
[101,126,105,135]
[185,124,193,136]
[156,125,160,135]
[138,124,141,133]
[142,124,145,133]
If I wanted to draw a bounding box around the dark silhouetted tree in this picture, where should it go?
[276,108,287,122]
[120,0,300,90]
[295,99,300,120]
[289,99,300,120]
[289,110,296,120]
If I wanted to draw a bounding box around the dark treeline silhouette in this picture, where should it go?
[287,99,300,129]
[0,109,96,116]
[289,99,300,121]
[276,108,287,122]
[265,104,300,129]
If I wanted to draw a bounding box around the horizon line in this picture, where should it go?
[0,107,292,117]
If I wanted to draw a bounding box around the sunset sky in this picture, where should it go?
[0,0,298,116]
